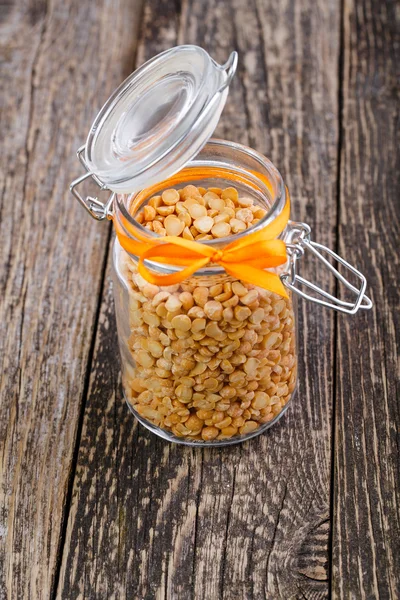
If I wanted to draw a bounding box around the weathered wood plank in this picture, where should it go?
[332,0,400,597]
[0,1,141,598]
[58,0,340,598]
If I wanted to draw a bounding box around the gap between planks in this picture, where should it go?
[50,1,146,595]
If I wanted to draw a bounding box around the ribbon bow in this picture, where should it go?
[115,197,290,298]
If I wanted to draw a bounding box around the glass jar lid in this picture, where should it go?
[84,45,238,193]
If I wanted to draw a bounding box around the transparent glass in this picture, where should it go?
[85,46,237,193]
[112,140,298,445]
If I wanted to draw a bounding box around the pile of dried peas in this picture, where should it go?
[120,184,296,441]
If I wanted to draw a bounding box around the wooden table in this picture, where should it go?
[1,0,399,598]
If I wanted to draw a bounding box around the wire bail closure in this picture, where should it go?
[70,147,372,314]
[69,146,115,221]
[281,222,372,314]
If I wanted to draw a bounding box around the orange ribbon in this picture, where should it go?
[114,197,290,298]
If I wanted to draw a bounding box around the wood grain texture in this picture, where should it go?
[0,1,140,598]
[332,0,400,597]
[58,0,340,598]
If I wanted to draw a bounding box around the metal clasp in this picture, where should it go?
[69,146,115,220]
[281,221,373,314]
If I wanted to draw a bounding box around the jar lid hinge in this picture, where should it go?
[70,146,115,221]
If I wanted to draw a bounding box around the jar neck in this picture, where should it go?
[115,140,287,237]
[113,139,288,273]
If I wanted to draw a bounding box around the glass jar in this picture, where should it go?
[113,139,297,444]
[70,46,372,446]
